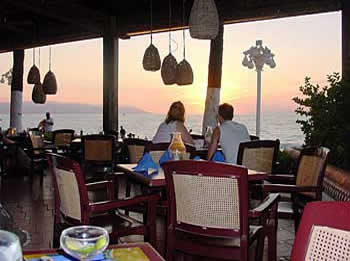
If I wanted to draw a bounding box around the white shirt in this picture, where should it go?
[43,117,54,132]
[219,120,250,164]
[152,121,177,143]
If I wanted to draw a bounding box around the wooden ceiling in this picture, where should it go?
[0,0,341,53]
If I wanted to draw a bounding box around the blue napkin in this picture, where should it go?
[193,155,201,160]
[212,151,225,162]
[159,150,171,165]
[132,152,158,174]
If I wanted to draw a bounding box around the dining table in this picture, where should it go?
[23,242,165,261]
[115,162,267,188]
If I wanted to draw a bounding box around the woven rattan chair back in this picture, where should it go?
[82,135,115,163]
[52,129,75,146]
[124,138,149,163]
[48,153,89,223]
[29,134,45,155]
[291,201,350,261]
[295,146,330,198]
[162,160,249,238]
[237,139,280,173]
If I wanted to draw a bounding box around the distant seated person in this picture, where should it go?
[207,103,250,164]
[120,126,126,139]
[152,101,194,145]
[38,112,54,133]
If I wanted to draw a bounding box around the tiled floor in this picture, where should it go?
[0,170,295,260]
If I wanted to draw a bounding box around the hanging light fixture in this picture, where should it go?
[176,0,193,86]
[32,83,46,104]
[161,0,178,85]
[142,0,161,72]
[27,48,41,84]
[189,0,219,40]
[42,46,57,95]
[32,48,46,104]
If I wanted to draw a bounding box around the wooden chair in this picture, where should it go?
[122,138,150,201]
[237,139,280,174]
[291,201,350,261]
[123,138,150,164]
[52,129,75,154]
[0,143,16,188]
[28,133,51,186]
[162,160,280,261]
[263,146,330,233]
[81,134,116,182]
[237,139,280,201]
[249,135,260,141]
[47,153,160,248]
[190,133,204,140]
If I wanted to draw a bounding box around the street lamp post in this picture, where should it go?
[242,40,276,137]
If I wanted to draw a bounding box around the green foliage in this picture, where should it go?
[275,150,296,174]
[293,73,350,170]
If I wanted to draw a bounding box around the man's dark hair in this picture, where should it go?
[218,103,234,120]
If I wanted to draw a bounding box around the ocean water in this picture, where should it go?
[0,111,304,148]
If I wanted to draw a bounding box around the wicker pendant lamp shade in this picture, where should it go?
[161,0,177,85]
[176,59,193,85]
[176,0,193,86]
[162,53,177,85]
[43,71,57,94]
[143,0,161,72]
[32,83,46,104]
[143,44,161,71]
[27,48,41,84]
[189,0,219,40]
[42,46,58,95]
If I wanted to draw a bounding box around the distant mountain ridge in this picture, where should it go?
[0,102,146,114]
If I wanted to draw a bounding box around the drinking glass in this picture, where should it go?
[60,225,109,261]
[204,126,213,147]
[0,230,23,261]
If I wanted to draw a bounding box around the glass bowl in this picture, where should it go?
[60,225,109,260]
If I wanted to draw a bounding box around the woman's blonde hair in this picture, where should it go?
[165,101,185,124]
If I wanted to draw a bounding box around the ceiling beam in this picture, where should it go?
[120,0,341,37]
[0,23,28,34]
[4,0,103,34]
[0,30,101,53]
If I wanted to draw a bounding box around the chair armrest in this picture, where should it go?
[264,174,296,184]
[263,184,320,194]
[89,193,160,213]
[86,180,115,199]
[249,193,280,218]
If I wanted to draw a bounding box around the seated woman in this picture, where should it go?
[152,101,194,146]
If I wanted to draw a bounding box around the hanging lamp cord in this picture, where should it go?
[182,0,186,59]
[33,48,35,65]
[150,0,153,44]
[168,0,172,53]
[49,46,52,71]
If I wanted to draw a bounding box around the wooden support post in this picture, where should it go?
[202,21,224,135]
[10,50,24,132]
[342,0,350,80]
[103,17,119,133]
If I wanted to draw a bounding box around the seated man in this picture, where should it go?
[38,112,54,133]
[207,103,250,164]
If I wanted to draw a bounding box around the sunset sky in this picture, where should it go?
[0,11,341,115]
